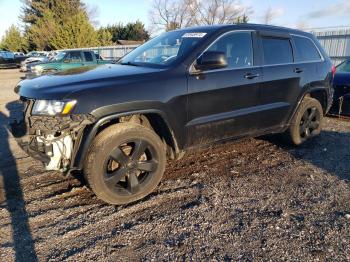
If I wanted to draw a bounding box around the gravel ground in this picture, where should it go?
[0,69,349,261]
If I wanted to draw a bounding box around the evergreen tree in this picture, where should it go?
[50,11,99,49]
[235,14,249,24]
[97,29,113,46]
[21,0,84,26]
[21,0,95,50]
[124,21,150,41]
[0,25,28,52]
[26,9,57,50]
[103,21,150,42]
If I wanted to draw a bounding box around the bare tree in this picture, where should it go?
[262,6,274,24]
[190,0,251,25]
[86,3,100,27]
[261,6,284,25]
[149,0,251,32]
[149,0,195,32]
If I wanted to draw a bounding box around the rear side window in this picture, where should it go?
[84,52,94,62]
[293,36,322,62]
[207,32,254,68]
[262,37,293,65]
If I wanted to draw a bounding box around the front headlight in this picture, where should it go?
[32,65,43,75]
[32,100,77,116]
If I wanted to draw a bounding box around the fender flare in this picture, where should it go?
[70,109,179,170]
[286,86,330,128]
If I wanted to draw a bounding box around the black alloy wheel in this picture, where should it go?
[104,139,159,196]
[85,123,166,205]
[299,106,321,140]
[286,96,323,145]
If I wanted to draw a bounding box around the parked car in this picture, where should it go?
[25,50,113,78]
[13,24,334,205]
[14,52,26,57]
[20,51,49,72]
[0,50,17,69]
[329,58,350,115]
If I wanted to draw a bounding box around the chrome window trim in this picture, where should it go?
[189,31,326,75]
[189,30,255,75]
[290,33,325,63]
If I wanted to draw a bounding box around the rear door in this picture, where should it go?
[186,31,263,146]
[257,32,301,130]
[291,34,325,89]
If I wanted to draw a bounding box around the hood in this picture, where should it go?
[25,57,46,63]
[18,64,164,100]
[334,71,350,87]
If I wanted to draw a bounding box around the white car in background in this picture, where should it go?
[20,51,49,72]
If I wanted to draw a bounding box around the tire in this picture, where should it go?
[84,123,166,205]
[286,96,323,145]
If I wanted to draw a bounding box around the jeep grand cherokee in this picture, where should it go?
[13,24,334,205]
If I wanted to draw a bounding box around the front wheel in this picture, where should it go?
[84,123,166,205]
[286,96,323,145]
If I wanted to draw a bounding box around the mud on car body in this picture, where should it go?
[13,24,334,205]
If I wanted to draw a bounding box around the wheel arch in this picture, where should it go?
[308,88,329,113]
[287,86,329,127]
[71,109,180,171]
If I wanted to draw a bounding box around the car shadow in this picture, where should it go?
[0,101,38,261]
[261,128,350,181]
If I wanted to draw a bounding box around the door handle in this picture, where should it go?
[244,73,260,79]
[294,68,304,73]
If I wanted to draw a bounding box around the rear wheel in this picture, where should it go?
[85,123,166,205]
[286,96,323,145]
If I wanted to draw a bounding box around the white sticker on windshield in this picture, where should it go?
[182,32,207,38]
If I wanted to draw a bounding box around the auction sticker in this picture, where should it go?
[182,32,207,38]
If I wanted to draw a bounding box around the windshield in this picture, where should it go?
[28,52,46,57]
[119,30,208,67]
[337,59,350,72]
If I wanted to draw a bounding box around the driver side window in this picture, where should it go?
[207,32,253,69]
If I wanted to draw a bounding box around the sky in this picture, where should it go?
[1,0,350,39]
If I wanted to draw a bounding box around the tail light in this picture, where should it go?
[331,65,336,78]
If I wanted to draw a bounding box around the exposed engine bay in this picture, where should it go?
[11,99,95,172]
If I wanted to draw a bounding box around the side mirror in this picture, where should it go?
[195,51,228,71]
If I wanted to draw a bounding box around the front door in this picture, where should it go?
[62,51,84,70]
[186,31,262,147]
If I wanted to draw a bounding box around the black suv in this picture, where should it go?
[14,24,334,205]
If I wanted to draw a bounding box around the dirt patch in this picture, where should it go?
[0,70,349,261]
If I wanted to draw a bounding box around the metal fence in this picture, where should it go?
[61,45,139,60]
[313,28,350,65]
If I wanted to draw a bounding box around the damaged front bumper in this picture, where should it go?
[11,99,95,172]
